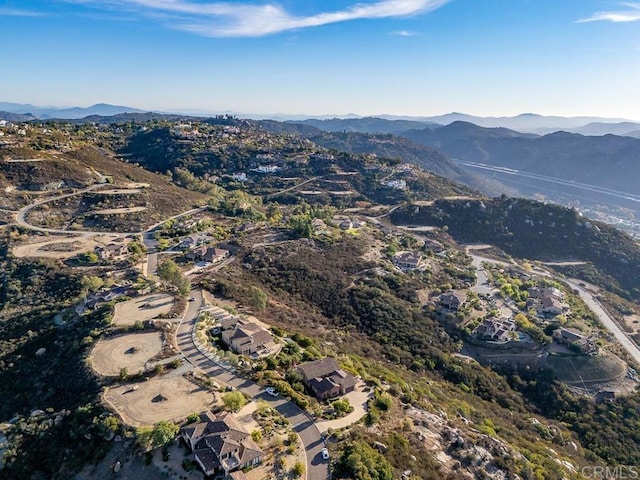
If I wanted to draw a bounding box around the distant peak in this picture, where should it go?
[445,120,482,128]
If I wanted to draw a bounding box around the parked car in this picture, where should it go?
[188,296,196,302]
[321,448,329,460]
[266,387,278,397]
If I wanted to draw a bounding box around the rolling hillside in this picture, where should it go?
[0,143,207,229]
[258,120,511,196]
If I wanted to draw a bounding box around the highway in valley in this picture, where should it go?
[458,160,640,205]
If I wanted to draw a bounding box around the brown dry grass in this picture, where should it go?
[104,376,217,427]
[90,332,163,376]
[13,233,126,259]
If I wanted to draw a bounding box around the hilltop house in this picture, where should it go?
[95,243,128,262]
[553,327,597,354]
[529,286,564,301]
[438,290,468,312]
[383,179,407,190]
[526,285,571,318]
[296,358,356,401]
[181,412,263,477]
[312,153,335,161]
[422,239,444,254]
[172,124,199,139]
[595,390,616,404]
[84,285,131,309]
[312,219,330,235]
[179,234,208,250]
[221,320,275,357]
[186,246,230,263]
[393,251,423,270]
[540,297,571,316]
[474,317,516,342]
[543,287,564,300]
[255,165,280,173]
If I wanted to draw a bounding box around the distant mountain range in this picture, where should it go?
[0,111,38,122]
[0,102,146,119]
[293,117,439,134]
[411,112,638,135]
[294,114,640,137]
[2,101,640,136]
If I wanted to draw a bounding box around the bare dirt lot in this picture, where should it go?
[104,376,217,427]
[90,332,163,377]
[13,236,94,259]
[113,294,175,326]
[12,233,125,259]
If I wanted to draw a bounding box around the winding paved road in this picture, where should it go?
[175,290,330,480]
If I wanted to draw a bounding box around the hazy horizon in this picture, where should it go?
[2,100,640,123]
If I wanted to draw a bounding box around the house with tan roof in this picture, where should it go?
[221,320,275,356]
[95,243,129,262]
[393,251,424,270]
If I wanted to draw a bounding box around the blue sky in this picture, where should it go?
[1,0,639,118]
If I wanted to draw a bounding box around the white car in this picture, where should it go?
[321,448,329,460]
[265,387,278,397]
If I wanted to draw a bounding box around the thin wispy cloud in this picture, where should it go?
[390,30,420,36]
[68,0,451,37]
[578,2,640,23]
[0,8,49,17]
